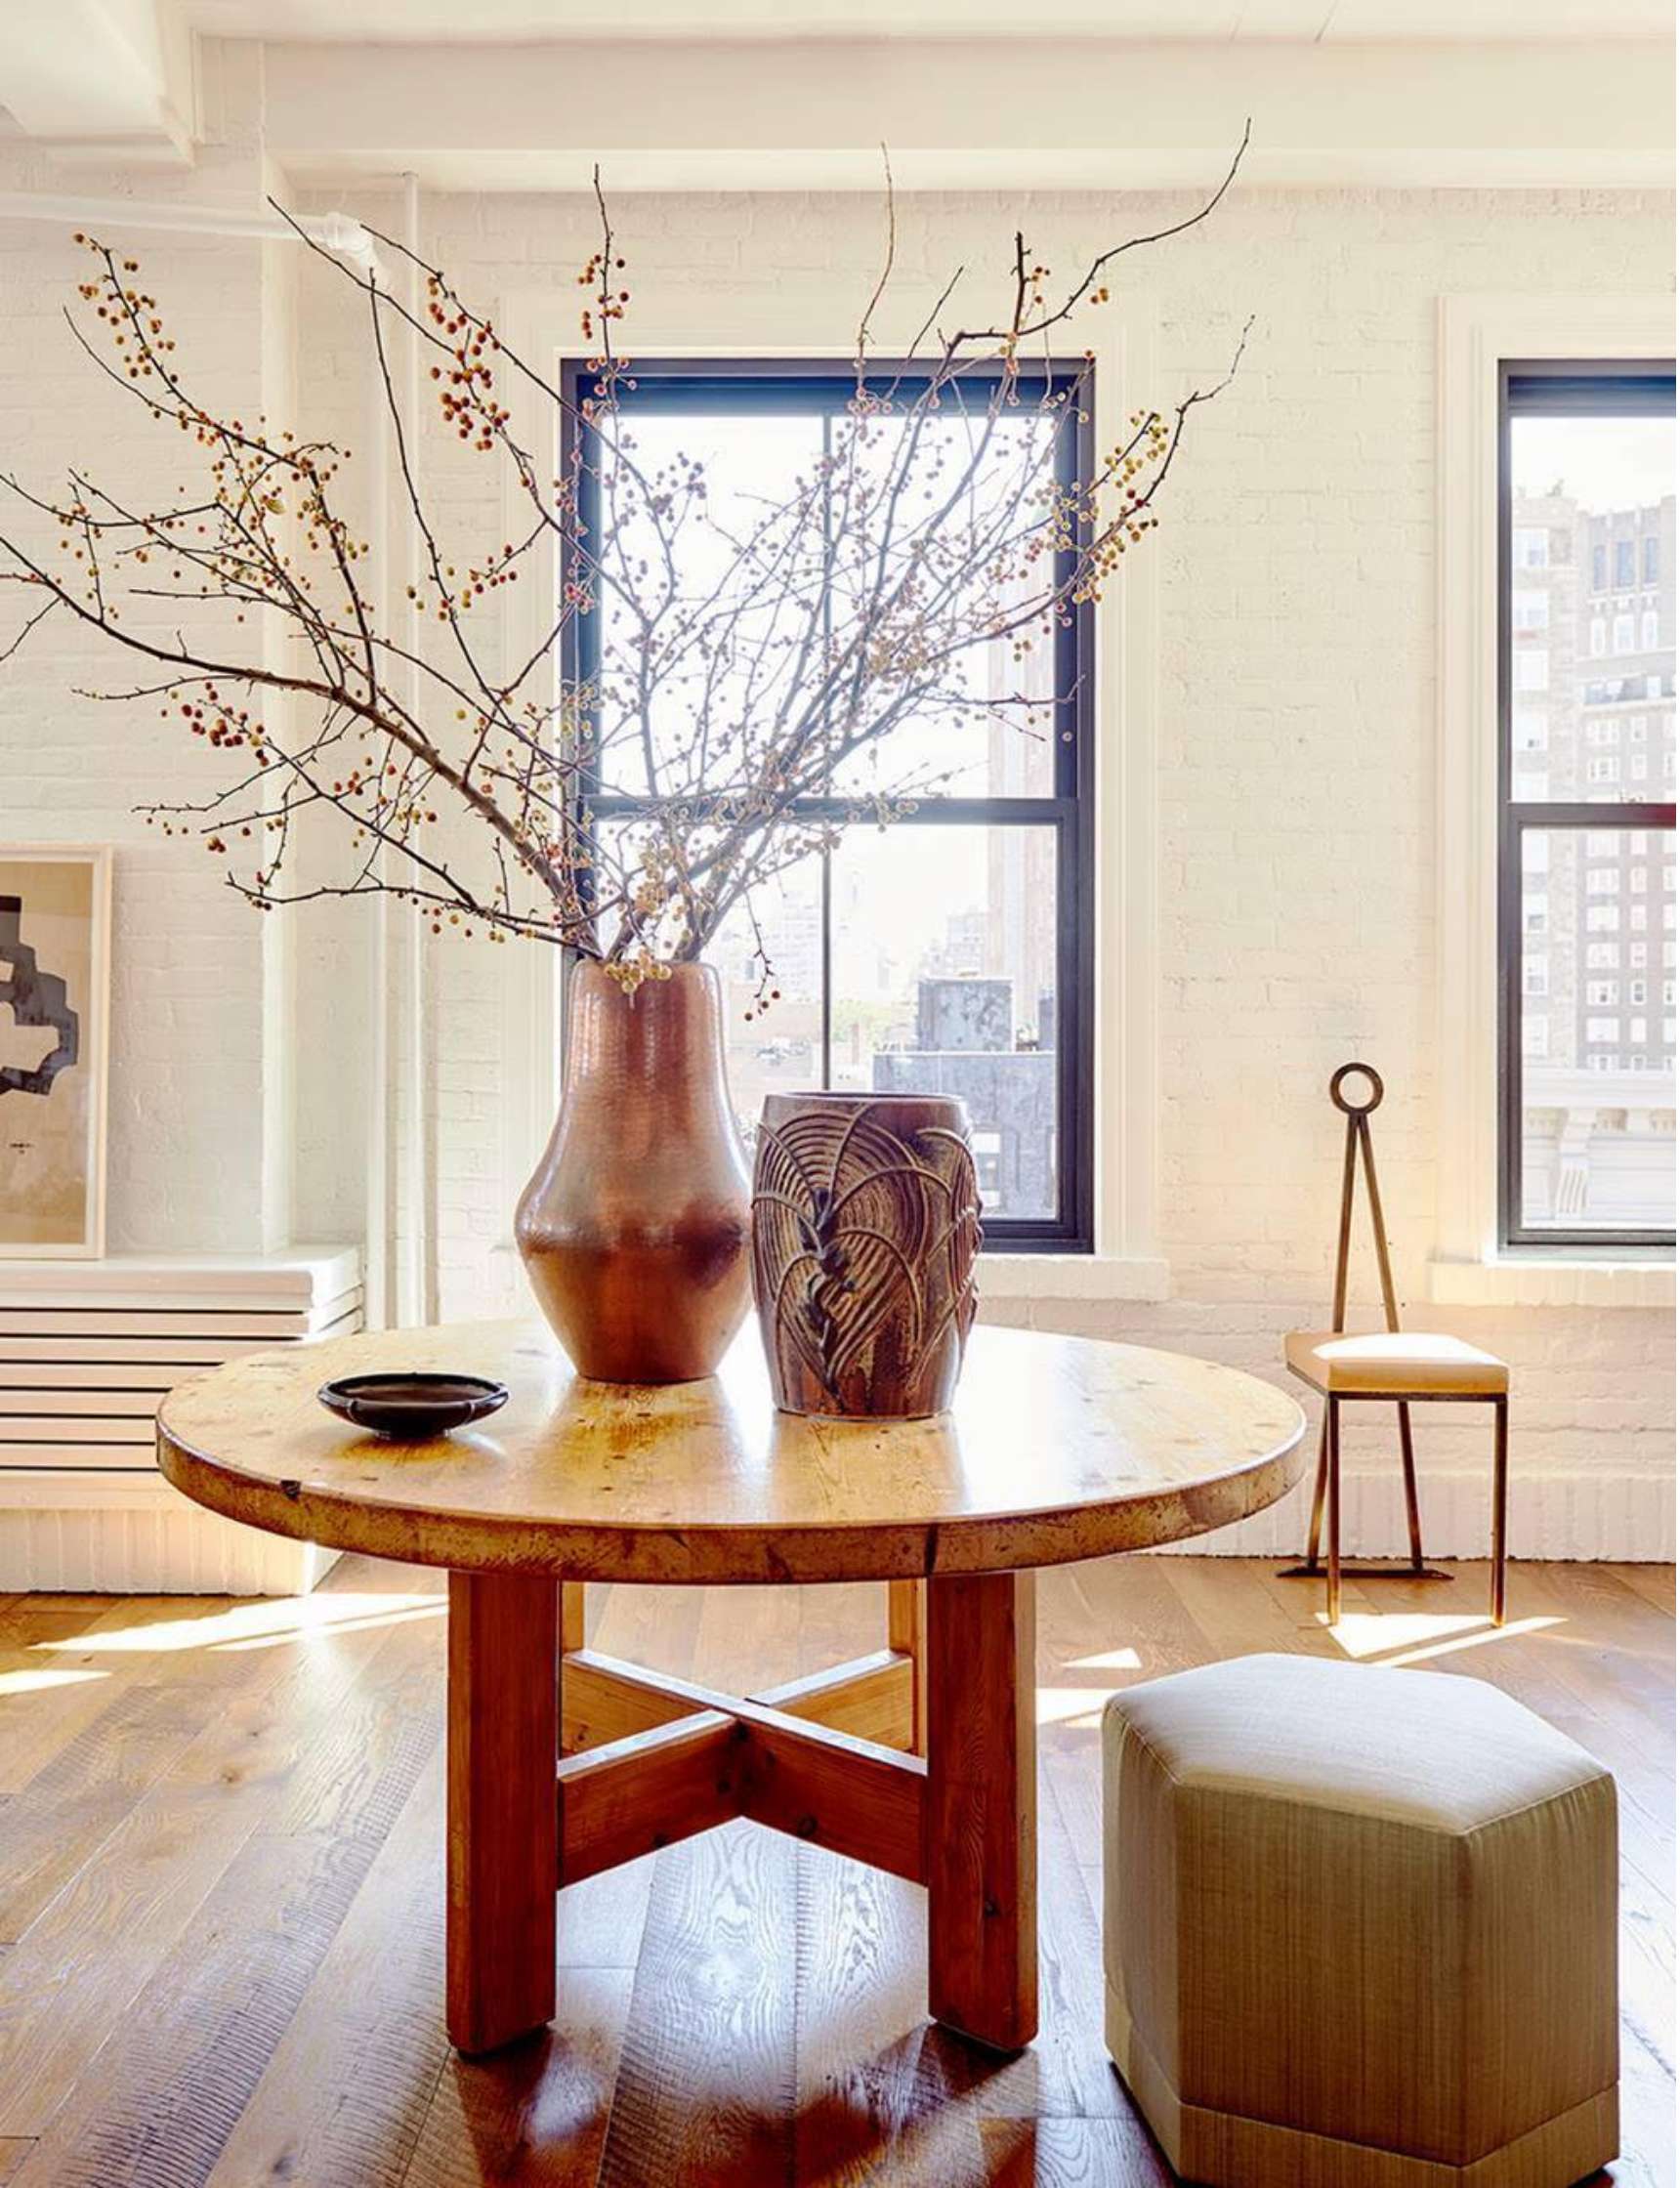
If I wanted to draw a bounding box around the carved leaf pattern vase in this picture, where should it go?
[750,1090,983,1419]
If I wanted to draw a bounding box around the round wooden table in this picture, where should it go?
[158,1320,1305,2059]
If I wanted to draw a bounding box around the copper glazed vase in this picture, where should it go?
[751,1091,983,1419]
[516,960,751,1383]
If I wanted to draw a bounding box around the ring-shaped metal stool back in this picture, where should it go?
[1280,1063,1510,1626]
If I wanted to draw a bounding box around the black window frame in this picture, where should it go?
[561,357,1097,1253]
[1497,359,1677,1251]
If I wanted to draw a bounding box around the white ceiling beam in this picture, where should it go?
[254,36,1674,190]
[0,0,193,166]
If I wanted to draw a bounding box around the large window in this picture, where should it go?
[567,363,1095,1250]
[1499,363,1677,1245]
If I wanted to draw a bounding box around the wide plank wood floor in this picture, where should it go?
[0,1556,1670,2186]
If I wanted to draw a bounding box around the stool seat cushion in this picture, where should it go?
[1103,1653,1617,2188]
[1285,1327,1510,1397]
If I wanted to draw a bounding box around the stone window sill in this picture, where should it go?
[977,1254,1171,1306]
[1427,1255,1675,1310]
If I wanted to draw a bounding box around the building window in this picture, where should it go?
[1515,526,1549,569]
[1514,651,1550,694]
[1500,362,1677,1244]
[1514,592,1549,634]
[568,359,1096,1248]
[1513,710,1548,762]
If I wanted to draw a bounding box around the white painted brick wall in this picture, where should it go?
[0,126,284,1252]
[2,159,1671,1552]
[387,183,1675,1550]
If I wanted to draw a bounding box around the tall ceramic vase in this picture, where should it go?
[750,1090,983,1419]
[516,960,751,1383]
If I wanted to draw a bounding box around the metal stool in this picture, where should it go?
[1281,1064,1510,1627]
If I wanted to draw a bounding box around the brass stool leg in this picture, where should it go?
[1325,1398,1342,1627]
[1491,1396,1510,1626]
[1302,1411,1329,1575]
[1396,1401,1425,1573]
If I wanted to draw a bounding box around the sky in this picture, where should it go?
[1511,415,1675,513]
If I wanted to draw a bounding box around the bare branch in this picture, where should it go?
[0,165,1248,988]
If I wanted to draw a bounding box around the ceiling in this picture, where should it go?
[182,0,1676,39]
[0,0,1669,188]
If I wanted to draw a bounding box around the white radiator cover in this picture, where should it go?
[1158,1463,1676,1564]
[0,1247,358,1596]
[0,1472,339,1595]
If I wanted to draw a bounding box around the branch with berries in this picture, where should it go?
[0,135,1250,995]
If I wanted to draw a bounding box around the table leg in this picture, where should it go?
[926,1570,1037,2051]
[446,1570,559,2055]
[560,1580,585,1755]
[887,1578,927,1754]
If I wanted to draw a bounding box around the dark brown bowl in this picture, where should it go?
[317,1371,509,1440]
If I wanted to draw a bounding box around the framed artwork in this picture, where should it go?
[0,847,111,1257]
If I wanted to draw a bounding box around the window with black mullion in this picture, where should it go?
[563,359,1096,1251]
[1498,361,1677,1247]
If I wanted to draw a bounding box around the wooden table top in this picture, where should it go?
[157,1321,1307,1584]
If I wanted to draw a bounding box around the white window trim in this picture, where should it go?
[1433,292,1675,1310]
[493,279,1168,1303]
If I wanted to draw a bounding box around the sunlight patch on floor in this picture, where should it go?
[1372,1616,1565,1667]
[1064,1647,1143,1673]
[0,1664,108,1698]
[1036,1685,1117,1727]
[1324,1611,1564,1665]
[30,1592,445,1657]
[1324,1610,1492,1658]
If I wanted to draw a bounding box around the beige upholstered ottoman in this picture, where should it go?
[1103,1653,1618,2188]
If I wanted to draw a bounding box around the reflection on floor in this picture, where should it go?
[0,1555,1670,2187]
